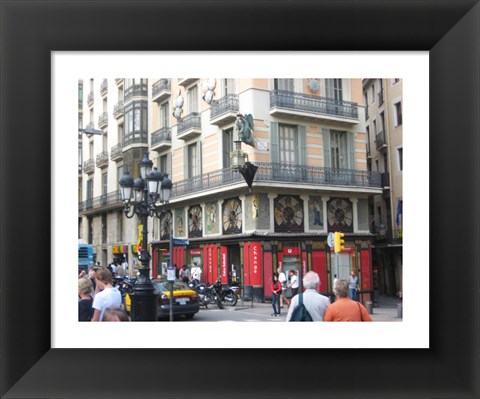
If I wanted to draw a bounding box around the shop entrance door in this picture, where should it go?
[283,255,300,298]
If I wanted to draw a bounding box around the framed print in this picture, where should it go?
[1,1,479,399]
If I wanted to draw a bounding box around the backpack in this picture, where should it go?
[289,293,313,322]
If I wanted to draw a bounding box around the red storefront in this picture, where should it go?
[152,235,374,304]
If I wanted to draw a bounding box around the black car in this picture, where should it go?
[152,279,200,320]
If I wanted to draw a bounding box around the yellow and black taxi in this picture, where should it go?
[152,279,200,320]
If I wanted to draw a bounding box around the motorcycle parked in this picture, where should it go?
[188,280,224,309]
[213,278,238,306]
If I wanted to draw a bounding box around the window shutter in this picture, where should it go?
[346,131,354,169]
[297,125,307,165]
[322,128,331,168]
[270,122,279,164]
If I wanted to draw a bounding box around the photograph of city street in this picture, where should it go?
[78,77,403,323]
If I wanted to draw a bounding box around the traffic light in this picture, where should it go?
[334,232,345,253]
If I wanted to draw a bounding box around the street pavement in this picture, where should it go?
[226,294,403,322]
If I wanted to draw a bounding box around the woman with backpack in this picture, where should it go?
[271,273,282,317]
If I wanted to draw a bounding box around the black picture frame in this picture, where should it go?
[1,1,479,398]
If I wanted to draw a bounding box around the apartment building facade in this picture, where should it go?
[79,78,384,302]
[363,78,403,297]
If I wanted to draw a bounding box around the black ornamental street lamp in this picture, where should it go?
[119,153,172,321]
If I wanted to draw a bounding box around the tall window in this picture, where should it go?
[380,112,385,133]
[102,134,108,152]
[223,128,234,168]
[279,124,297,164]
[157,153,171,177]
[184,141,202,181]
[101,214,107,244]
[102,172,108,195]
[118,124,124,145]
[371,84,375,104]
[187,142,200,177]
[397,147,403,171]
[223,79,236,95]
[187,85,198,113]
[274,78,294,91]
[160,102,170,128]
[124,100,148,143]
[117,165,124,182]
[330,130,348,169]
[394,101,402,126]
[89,141,94,159]
[325,79,343,101]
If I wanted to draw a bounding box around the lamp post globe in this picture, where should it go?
[139,152,153,180]
[119,172,134,203]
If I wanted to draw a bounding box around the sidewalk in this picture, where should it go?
[230,294,403,321]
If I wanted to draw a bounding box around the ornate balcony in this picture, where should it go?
[100,79,108,96]
[96,151,109,169]
[124,82,147,101]
[113,101,124,119]
[79,190,123,214]
[98,112,108,128]
[171,162,381,198]
[151,127,172,152]
[152,79,171,103]
[87,91,94,107]
[210,94,239,126]
[177,112,202,141]
[83,159,95,175]
[110,143,123,161]
[270,90,359,124]
[178,78,198,87]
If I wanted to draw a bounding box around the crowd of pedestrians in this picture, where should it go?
[78,261,130,322]
[280,270,372,322]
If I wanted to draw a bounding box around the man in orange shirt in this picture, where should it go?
[324,279,372,322]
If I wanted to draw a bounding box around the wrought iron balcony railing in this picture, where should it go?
[270,90,359,120]
[100,79,108,96]
[152,79,171,102]
[177,112,202,138]
[87,91,94,106]
[123,131,148,147]
[151,127,172,148]
[110,143,123,161]
[124,83,147,101]
[113,101,124,118]
[83,158,95,174]
[96,151,109,168]
[210,94,239,123]
[98,112,108,128]
[79,190,123,212]
[171,162,381,198]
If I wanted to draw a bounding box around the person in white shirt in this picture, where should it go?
[190,262,202,285]
[91,267,122,322]
[277,266,289,307]
[288,269,299,297]
[286,271,330,321]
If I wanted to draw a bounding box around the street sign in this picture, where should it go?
[327,232,335,248]
[172,238,190,246]
[167,265,176,282]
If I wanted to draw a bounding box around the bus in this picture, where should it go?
[78,242,95,275]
